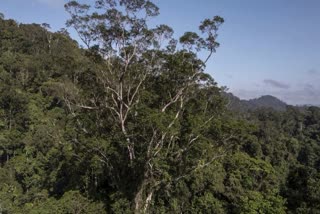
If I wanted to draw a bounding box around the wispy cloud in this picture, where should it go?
[225,73,233,79]
[280,85,320,105]
[263,79,290,89]
[232,68,320,105]
[306,68,319,75]
[303,83,317,96]
[233,83,320,106]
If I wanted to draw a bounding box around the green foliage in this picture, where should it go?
[238,191,286,214]
[0,2,320,213]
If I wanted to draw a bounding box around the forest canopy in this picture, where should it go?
[0,1,320,213]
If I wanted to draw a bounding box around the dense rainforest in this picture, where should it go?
[0,1,320,213]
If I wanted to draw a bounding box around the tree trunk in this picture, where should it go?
[134,179,146,214]
[134,179,154,214]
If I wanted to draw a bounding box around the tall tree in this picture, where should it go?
[64,0,224,212]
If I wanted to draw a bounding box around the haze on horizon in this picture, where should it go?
[1,0,319,105]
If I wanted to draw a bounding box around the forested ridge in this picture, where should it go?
[0,1,320,213]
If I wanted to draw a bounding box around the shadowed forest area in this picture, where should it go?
[1,1,320,213]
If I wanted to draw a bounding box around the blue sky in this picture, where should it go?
[1,0,320,105]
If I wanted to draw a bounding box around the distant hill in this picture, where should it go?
[224,93,288,111]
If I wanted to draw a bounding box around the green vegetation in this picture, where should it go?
[1,1,320,213]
